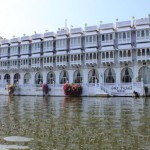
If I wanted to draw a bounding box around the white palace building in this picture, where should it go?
[0,17,150,96]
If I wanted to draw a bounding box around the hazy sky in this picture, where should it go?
[0,0,150,39]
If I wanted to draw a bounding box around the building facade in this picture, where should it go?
[0,18,150,96]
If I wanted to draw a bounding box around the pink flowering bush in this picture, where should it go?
[63,83,82,96]
[42,84,49,94]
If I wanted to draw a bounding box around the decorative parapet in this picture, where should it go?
[57,28,69,36]
[135,18,149,26]
[1,39,10,45]
[31,34,43,40]
[44,32,55,38]
[21,36,31,41]
[100,23,114,30]
[70,28,83,34]
[117,21,131,28]
[85,25,98,32]
[11,37,20,43]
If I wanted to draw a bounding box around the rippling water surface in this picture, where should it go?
[0,96,150,150]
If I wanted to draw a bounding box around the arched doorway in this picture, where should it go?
[121,68,133,83]
[14,73,20,84]
[35,72,43,84]
[24,73,31,84]
[60,71,69,84]
[104,68,116,83]
[88,69,99,83]
[138,66,150,84]
[73,70,82,83]
[47,71,55,84]
[4,74,11,84]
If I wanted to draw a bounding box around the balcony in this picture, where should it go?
[56,61,67,67]
[137,55,150,61]
[119,56,132,62]
[31,48,41,54]
[43,62,53,68]
[136,36,150,43]
[0,65,8,70]
[43,47,53,52]
[85,41,97,47]
[70,60,82,66]
[85,59,97,66]
[101,40,114,46]
[1,53,8,57]
[9,65,18,70]
[101,58,114,63]
[118,38,131,44]
[31,63,41,68]
[20,64,29,69]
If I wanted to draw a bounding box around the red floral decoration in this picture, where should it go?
[63,83,82,96]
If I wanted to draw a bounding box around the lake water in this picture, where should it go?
[0,96,150,150]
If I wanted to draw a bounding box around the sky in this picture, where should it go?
[0,0,150,39]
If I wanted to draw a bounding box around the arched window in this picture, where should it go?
[138,66,150,84]
[4,74,10,84]
[60,71,69,84]
[104,68,116,83]
[121,68,133,83]
[88,69,99,83]
[73,70,82,83]
[47,72,55,84]
[24,73,31,84]
[35,72,43,84]
[14,73,20,84]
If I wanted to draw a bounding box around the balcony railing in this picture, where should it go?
[43,47,53,52]
[43,62,53,67]
[137,55,150,61]
[31,63,41,68]
[31,48,41,53]
[85,59,97,65]
[101,40,114,46]
[70,60,82,66]
[118,38,131,44]
[136,36,150,42]
[56,61,67,67]
[119,56,132,62]
[0,66,8,70]
[70,44,82,49]
[20,64,29,69]
[9,65,18,70]
[85,42,97,47]
[101,58,114,63]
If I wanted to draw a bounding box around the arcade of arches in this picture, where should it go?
[1,66,150,85]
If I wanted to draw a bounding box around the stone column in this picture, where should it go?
[68,70,74,84]
[55,70,60,84]
[42,71,47,84]
[82,69,89,85]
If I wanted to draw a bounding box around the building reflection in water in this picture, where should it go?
[0,96,149,149]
